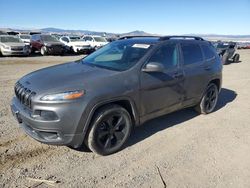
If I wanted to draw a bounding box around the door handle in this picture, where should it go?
[204,65,211,70]
[173,72,184,79]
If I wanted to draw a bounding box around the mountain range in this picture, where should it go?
[1,27,250,41]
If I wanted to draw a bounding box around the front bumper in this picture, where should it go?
[1,49,29,56]
[73,46,94,54]
[10,97,87,147]
[45,46,65,54]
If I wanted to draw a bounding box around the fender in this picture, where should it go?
[78,96,140,143]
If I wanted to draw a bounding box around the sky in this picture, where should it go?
[0,0,250,35]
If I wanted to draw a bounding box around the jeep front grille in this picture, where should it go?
[14,82,36,108]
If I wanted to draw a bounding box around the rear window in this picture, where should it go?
[201,44,215,60]
[181,43,203,65]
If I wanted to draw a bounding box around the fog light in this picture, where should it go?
[33,110,58,121]
[40,110,58,121]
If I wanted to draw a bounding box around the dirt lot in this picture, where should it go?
[0,51,250,187]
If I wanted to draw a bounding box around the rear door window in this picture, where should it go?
[181,43,203,65]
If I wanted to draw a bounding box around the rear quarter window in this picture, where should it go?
[201,44,215,60]
[181,43,203,65]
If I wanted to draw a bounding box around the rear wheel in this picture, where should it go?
[233,53,240,63]
[222,53,229,65]
[195,83,219,114]
[86,105,132,155]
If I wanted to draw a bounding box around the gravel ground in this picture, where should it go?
[0,51,250,187]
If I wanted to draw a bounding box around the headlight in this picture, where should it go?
[41,90,84,101]
[24,45,30,50]
[3,45,10,50]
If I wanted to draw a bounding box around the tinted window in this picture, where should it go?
[148,43,178,69]
[84,37,92,41]
[41,35,58,42]
[31,35,36,40]
[62,37,69,42]
[181,43,203,65]
[201,44,215,60]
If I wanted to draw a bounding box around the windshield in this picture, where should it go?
[69,36,81,42]
[216,43,229,49]
[94,37,107,42]
[0,36,22,43]
[82,40,152,71]
[41,35,59,42]
[19,35,30,39]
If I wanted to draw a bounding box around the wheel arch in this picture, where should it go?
[80,97,139,142]
[209,78,221,91]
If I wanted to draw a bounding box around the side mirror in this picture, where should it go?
[142,62,165,73]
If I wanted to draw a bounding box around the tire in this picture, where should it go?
[60,50,65,56]
[40,46,47,56]
[195,83,219,114]
[70,46,74,53]
[86,104,132,155]
[222,54,229,65]
[31,47,36,54]
[233,54,240,63]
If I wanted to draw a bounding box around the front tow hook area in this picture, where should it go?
[11,105,23,123]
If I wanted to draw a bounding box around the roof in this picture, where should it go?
[120,37,160,44]
[0,35,17,37]
[119,35,206,43]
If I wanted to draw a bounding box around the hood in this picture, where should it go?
[21,39,30,43]
[96,42,108,46]
[3,42,25,47]
[18,61,116,98]
[44,41,64,46]
[69,41,90,46]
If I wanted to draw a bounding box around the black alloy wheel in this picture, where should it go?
[86,105,132,155]
[195,83,219,114]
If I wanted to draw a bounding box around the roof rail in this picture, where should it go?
[118,35,160,40]
[160,36,204,41]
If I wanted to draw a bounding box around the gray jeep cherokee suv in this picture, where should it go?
[11,36,222,155]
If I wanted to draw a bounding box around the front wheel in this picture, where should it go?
[40,46,47,56]
[195,83,219,114]
[86,105,132,155]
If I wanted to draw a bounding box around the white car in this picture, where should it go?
[81,35,108,49]
[18,34,31,45]
[0,35,30,56]
[59,36,93,54]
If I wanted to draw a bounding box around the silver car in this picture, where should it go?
[0,35,30,56]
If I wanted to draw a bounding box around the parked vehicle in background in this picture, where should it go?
[0,30,8,35]
[60,36,94,54]
[51,33,64,40]
[215,42,240,64]
[0,35,30,56]
[18,34,31,45]
[30,34,66,56]
[29,32,41,35]
[106,36,118,42]
[82,35,108,49]
[11,36,222,155]
[237,43,250,49]
[7,31,20,35]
